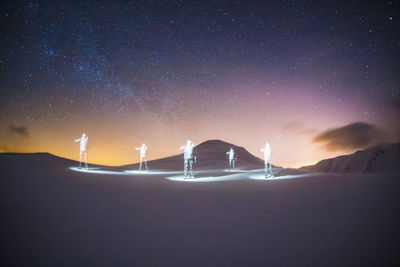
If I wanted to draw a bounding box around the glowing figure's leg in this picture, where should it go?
[84,152,88,169]
[144,158,148,171]
[79,152,82,168]
[233,159,235,170]
[189,159,194,178]
[184,159,188,178]
[268,162,272,177]
[139,158,142,171]
[264,161,268,178]
[265,162,272,178]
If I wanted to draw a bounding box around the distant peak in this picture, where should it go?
[198,139,228,145]
[196,139,238,148]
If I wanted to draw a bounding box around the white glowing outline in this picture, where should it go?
[247,173,317,180]
[166,173,244,183]
[70,166,316,183]
[222,169,259,173]
[69,167,181,175]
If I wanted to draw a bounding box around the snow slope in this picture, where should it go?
[300,143,400,173]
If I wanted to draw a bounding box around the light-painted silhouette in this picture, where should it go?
[135,143,149,171]
[180,139,196,178]
[261,142,272,178]
[226,148,236,171]
[74,133,88,169]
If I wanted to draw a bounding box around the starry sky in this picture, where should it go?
[1,0,399,167]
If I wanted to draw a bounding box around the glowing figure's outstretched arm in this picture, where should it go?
[135,147,141,150]
[261,148,265,152]
[180,145,185,150]
[75,138,81,142]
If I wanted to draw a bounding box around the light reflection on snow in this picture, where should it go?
[69,167,181,175]
[247,173,315,180]
[69,166,315,183]
[69,167,123,175]
[222,169,260,173]
[166,174,243,182]
[123,170,182,175]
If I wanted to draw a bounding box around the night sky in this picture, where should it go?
[1,0,399,167]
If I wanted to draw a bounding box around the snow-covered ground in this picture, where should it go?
[70,165,319,183]
[1,153,399,265]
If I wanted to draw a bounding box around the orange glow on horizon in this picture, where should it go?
[0,83,375,168]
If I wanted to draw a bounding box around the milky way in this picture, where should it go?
[1,0,399,166]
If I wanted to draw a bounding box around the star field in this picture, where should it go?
[0,0,399,166]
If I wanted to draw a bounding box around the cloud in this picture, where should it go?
[302,128,319,135]
[282,121,319,135]
[283,121,302,131]
[313,122,388,151]
[387,97,400,114]
[8,125,30,137]
[384,97,400,141]
[0,145,10,153]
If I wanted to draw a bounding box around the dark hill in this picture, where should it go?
[0,152,102,172]
[299,143,400,173]
[122,139,264,170]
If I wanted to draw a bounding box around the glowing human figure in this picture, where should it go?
[135,143,149,171]
[74,133,88,169]
[261,142,272,178]
[226,148,236,171]
[180,139,195,178]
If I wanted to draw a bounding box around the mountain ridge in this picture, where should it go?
[121,139,265,170]
[299,143,400,173]
[2,142,399,173]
